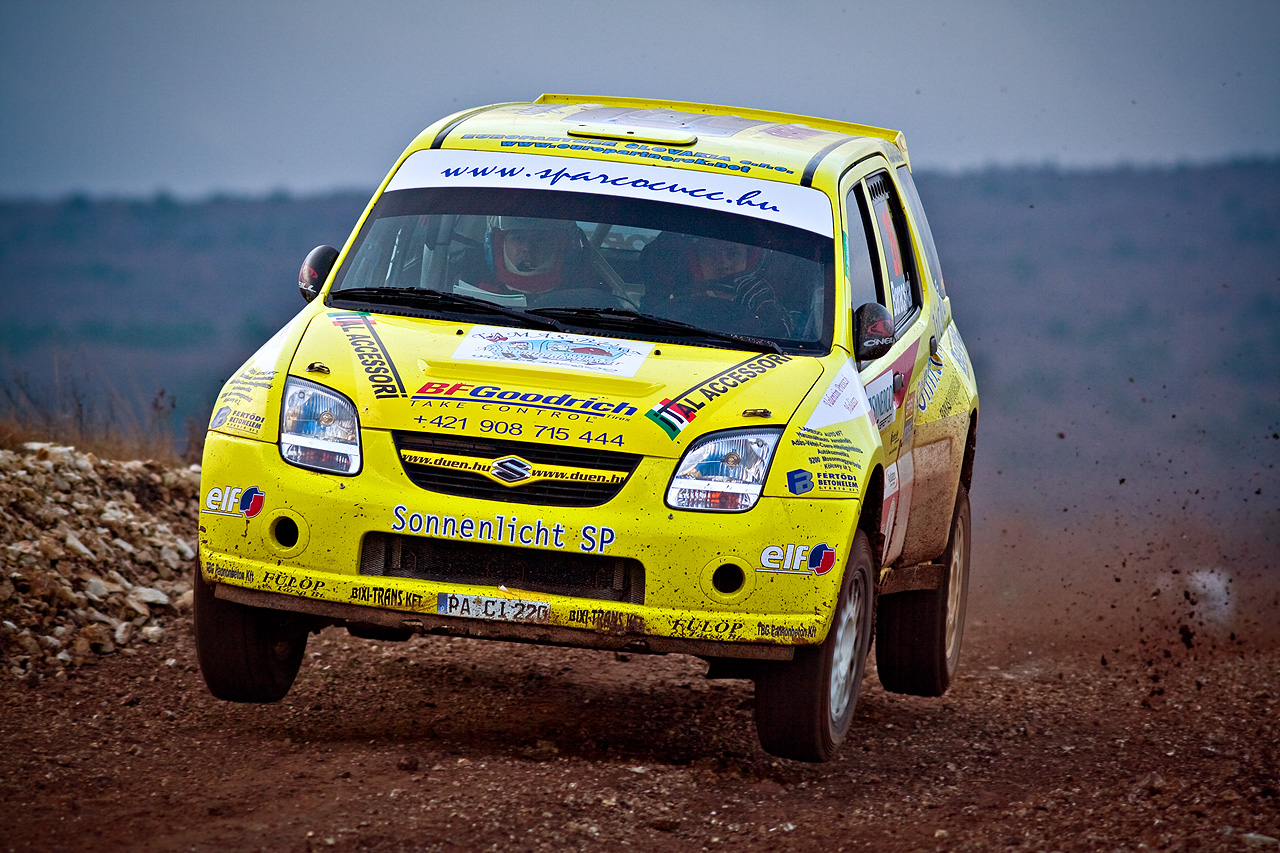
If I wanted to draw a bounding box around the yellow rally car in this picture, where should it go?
[194,95,978,762]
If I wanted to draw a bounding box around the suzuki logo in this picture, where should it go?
[490,456,533,484]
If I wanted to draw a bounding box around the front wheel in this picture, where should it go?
[193,569,308,703]
[754,530,875,762]
[875,484,971,696]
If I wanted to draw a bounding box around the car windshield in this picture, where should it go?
[330,184,835,352]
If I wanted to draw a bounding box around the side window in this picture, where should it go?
[896,165,946,299]
[866,172,921,331]
[844,183,879,311]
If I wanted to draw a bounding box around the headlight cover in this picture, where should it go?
[279,376,362,475]
[666,427,783,512]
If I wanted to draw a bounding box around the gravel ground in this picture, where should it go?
[1,610,1276,852]
[1,442,1277,851]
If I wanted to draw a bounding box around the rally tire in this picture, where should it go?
[193,569,307,703]
[875,485,971,697]
[754,530,875,762]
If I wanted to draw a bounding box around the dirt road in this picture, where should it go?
[1,443,1277,850]
[2,604,1277,852]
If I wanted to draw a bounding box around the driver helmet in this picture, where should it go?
[486,217,581,293]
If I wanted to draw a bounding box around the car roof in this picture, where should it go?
[405,94,909,188]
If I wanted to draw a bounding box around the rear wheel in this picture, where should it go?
[193,569,307,702]
[754,530,875,762]
[876,485,971,696]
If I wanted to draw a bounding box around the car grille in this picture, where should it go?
[391,431,641,507]
[360,532,644,604]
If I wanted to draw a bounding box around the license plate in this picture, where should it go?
[436,592,550,624]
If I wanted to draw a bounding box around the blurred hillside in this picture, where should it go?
[0,163,1276,537]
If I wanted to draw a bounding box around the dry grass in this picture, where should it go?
[0,376,198,465]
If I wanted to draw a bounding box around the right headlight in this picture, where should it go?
[666,427,783,512]
[279,376,362,475]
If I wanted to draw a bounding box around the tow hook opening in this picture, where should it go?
[273,516,300,548]
[712,563,745,595]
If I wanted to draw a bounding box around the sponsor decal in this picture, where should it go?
[386,151,834,237]
[758,542,837,575]
[669,618,745,639]
[757,622,818,640]
[398,449,628,488]
[805,358,871,430]
[790,428,863,493]
[786,469,814,495]
[260,570,328,597]
[929,288,947,339]
[216,366,276,407]
[453,326,651,377]
[864,370,896,431]
[646,352,792,439]
[410,380,638,421]
[210,565,254,583]
[436,593,550,624]
[202,486,265,518]
[349,585,425,609]
[814,471,858,492]
[390,505,616,554]
[918,353,945,412]
[902,391,917,449]
[880,462,901,550]
[328,312,407,398]
[566,608,645,634]
[949,327,972,380]
[210,405,266,434]
[459,120,807,175]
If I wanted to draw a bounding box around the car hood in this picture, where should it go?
[289,310,826,458]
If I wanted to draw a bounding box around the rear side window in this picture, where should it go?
[865,171,921,331]
[896,165,945,300]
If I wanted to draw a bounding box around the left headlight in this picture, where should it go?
[279,376,362,475]
[666,427,782,512]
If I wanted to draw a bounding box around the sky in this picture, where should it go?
[1,0,1278,199]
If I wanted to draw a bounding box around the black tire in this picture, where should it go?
[875,484,971,696]
[193,569,307,703]
[754,530,875,762]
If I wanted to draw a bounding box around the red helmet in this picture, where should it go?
[488,218,579,294]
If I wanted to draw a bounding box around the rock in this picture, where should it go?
[100,502,136,525]
[159,547,183,572]
[141,626,165,644]
[83,577,108,602]
[64,532,96,561]
[113,622,134,646]
[77,624,115,655]
[130,587,170,607]
[36,535,66,560]
[16,631,43,657]
[1243,834,1280,848]
[106,570,135,592]
[88,609,120,629]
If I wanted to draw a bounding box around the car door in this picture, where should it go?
[843,168,932,565]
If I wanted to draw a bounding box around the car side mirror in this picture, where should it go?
[299,245,339,303]
[853,302,895,361]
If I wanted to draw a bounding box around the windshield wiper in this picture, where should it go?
[526,307,781,354]
[329,287,567,332]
